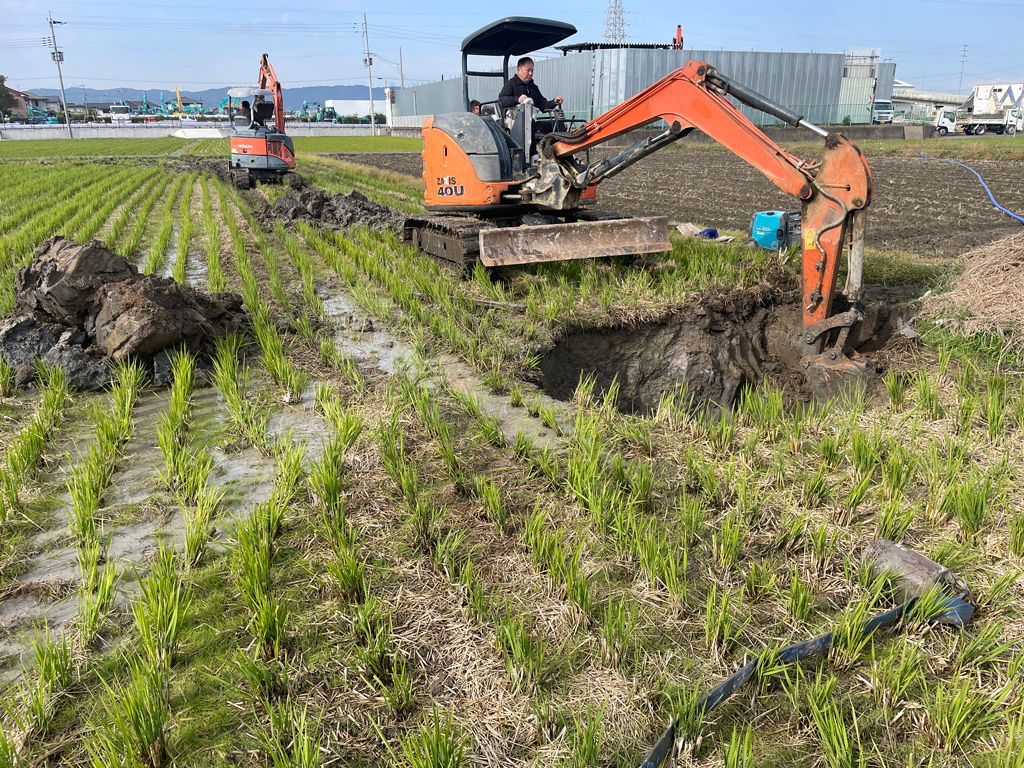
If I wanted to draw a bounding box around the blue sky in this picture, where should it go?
[3,0,1022,98]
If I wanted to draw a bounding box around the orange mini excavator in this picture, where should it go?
[227,53,302,190]
[405,17,873,396]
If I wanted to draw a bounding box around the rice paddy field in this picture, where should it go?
[0,136,1022,768]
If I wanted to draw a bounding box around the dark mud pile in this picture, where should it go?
[261,188,406,233]
[0,237,246,390]
[538,279,905,412]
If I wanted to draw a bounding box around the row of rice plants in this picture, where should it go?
[199,175,226,292]
[2,363,146,756]
[101,173,166,253]
[64,167,159,244]
[171,172,197,283]
[118,173,175,259]
[0,138,191,159]
[211,334,271,452]
[0,164,101,238]
[221,183,290,311]
[0,166,139,303]
[214,177,308,402]
[142,172,189,274]
[0,363,72,524]
[226,190,366,389]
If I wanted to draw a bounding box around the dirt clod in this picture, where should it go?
[0,237,247,390]
[265,188,406,233]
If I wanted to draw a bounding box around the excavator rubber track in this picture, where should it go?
[403,215,499,269]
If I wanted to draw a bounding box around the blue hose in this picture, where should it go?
[917,151,1024,226]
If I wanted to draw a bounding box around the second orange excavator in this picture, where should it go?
[406,17,873,397]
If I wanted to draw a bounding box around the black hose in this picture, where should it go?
[637,594,974,768]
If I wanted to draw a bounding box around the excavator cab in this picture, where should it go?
[226,56,303,191]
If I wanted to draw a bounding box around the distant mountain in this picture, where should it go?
[27,85,391,112]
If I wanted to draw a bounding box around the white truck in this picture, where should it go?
[934,109,957,136]
[955,83,1024,135]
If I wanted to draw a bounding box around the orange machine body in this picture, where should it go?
[422,116,517,208]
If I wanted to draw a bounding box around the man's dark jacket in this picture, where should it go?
[498,75,557,111]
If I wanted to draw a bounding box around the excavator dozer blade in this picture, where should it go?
[478,216,671,267]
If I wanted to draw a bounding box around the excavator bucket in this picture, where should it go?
[478,216,671,267]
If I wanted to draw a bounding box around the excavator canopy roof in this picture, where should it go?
[460,17,577,57]
[227,87,274,99]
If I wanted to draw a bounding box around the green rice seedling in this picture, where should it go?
[0,720,19,767]
[78,545,119,646]
[881,444,915,501]
[1001,703,1024,768]
[926,678,1009,752]
[599,597,637,668]
[829,582,883,670]
[841,471,873,524]
[848,429,878,477]
[6,627,73,737]
[956,619,1018,670]
[568,705,604,768]
[325,539,365,603]
[496,613,551,693]
[915,372,944,420]
[386,707,466,768]
[949,471,992,538]
[1009,510,1024,556]
[0,356,13,397]
[980,570,1020,613]
[739,381,784,436]
[249,591,290,661]
[802,464,830,507]
[876,497,917,541]
[805,668,837,714]
[884,370,908,411]
[742,560,777,603]
[132,545,191,676]
[788,567,813,621]
[985,374,1009,439]
[955,390,979,435]
[712,510,745,570]
[676,492,706,547]
[410,498,444,552]
[433,527,467,577]
[703,584,743,658]
[256,700,320,768]
[776,510,808,551]
[353,598,395,684]
[87,659,168,768]
[722,724,753,768]
[706,408,735,452]
[809,521,839,574]
[381,655,416,717]
[472,475,508,533]
[809,700,864,768]
[273,440,306,505]
[184,484,222,567]
[870,642,920,711]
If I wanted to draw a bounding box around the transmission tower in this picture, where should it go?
[603,0,626,45]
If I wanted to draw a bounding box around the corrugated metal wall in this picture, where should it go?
[876,62,896,100]
[395,48,853,127]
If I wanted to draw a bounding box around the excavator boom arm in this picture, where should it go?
[544,60,871,372]
[258,53,286,133]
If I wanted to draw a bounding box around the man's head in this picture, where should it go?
[516,57,534,83]
[241,100,250,109]
[470,100,480,115]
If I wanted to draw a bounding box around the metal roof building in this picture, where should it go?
[392,47,896,129]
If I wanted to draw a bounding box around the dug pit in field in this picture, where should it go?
[0,237,247,390]
[537,278,905,413]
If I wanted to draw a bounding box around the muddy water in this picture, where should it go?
[321,292,410,375]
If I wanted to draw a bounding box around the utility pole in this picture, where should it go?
[363,13,376,136]
[399,47,404,89]
[958,43,968,97]
[48,14,72,138]
[79,84,89,121]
